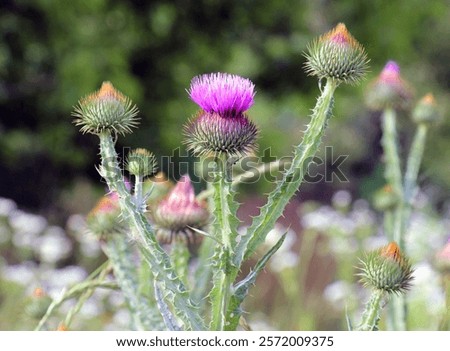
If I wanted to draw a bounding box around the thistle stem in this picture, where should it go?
[380,108,404,246]
[235,78,338,267]
[210,157,234,330]
[98,132,206,331]
[104,235,162,330]
[134,175,144,210]
[403,124,428,228]
[381,108,409,330]
[357,289,385,331]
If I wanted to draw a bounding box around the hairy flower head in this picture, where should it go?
[126,148,157,177]
[304,23,369,84]
[358,241,414,294]
[365,61,413,110]
[184,73,258,158]
[86,192,125,238]
[152,175,209,250]
[72,81,139,135]
[412,93,440,125]
[184,111,258,158]
[188,73,255,117]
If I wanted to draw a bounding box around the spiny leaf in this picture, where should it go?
[225,232,287,330]
[105,235,165,330]
[154,281,182,331]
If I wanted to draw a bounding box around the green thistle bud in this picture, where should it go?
[304,23,369,85]
[72,81,139,135]
[126,148,157,177]
[86,193,125,239]
[359,242,414,294]
[25,288,52,320]
[412,93,440,125]
[184,111,258,158]
[372,184,399,211]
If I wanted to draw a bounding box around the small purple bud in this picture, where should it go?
[365,60,413,110]
[153,175,209,250]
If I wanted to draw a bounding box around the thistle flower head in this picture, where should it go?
[86,192,124,238]
[184,73,258,158]
[184,111,258,158]
[153,175,209,249]
[188,73,255,117]
[372,184,399,211]
[358,241,414,294]
[365,61,413,110]
[126,148,157,177]
[72,81,139,135]
[26,287,52,319]
[412,93,440,125]
[304,23,369,84]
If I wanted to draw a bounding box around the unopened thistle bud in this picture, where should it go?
[304,23,369,84]
[412,93,440,125]
[25,287,52,319]
[365,61,413,110]
[183,73,258,158]
[126,148,157,177]
[72,81,139,135]
[152,175,209,250]
[86,192,125,238]
[372,184,399,211]
[359,242,414,294]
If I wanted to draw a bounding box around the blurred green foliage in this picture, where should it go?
[0,0,448,211]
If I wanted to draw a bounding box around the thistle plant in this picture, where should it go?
[357,242,414,331]
[365,62,439,330]
[35,23,370,331]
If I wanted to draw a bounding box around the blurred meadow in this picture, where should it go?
[0,0,449,330]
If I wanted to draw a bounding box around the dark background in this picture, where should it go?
[0,0,449,219]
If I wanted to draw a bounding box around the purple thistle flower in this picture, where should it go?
[153,175,209,250]
[188,73,255,118]
[184,73,258,158]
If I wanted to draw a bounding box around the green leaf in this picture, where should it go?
[105,235,166,330]
[154,281,182,331]
[225,232,286,331]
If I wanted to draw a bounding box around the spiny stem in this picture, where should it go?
[98,132,206,331]
[210,157,234,331]
[381,108,409,331]
[134,175,144,210]
[235,78,338,267]
[357,289,385,331]
[196,158,290,201]
[104,235,161,330]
